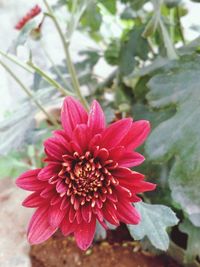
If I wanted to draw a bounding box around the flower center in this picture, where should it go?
[60,150,118,208]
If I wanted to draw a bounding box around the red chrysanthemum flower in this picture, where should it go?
[16,97,156,250]
[15,5,42,30]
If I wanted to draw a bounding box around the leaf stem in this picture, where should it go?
[0,49,33,74]
[0,60,59,127]
[43,0,89,110]
[0,49,73,96]
[159,18,178,60]
[27,61,73,96]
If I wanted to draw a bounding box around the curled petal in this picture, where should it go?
[44,137,68,161]
[38,164,61,181]
[88,100,106,134]
[101,118,132,149]
[61,96,88,138]
[121,120,150,150]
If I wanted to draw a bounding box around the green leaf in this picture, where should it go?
[128,202,179,251]
[0,152,30,179]
[179,220,200,263]
[81,2,102,32]
[104,39,121,65]
[119,26,149,76]
[146,55,200,226]
[164,0,181,8]
[99,0,116,14]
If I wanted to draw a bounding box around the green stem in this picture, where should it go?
[43,0,89,110]
[0,60,58,127]
[169,8,175,43]
[27,61,73,96]
[159,18,178,60]
[0,49,73,96]
[0,49,33,74]
[176,7,186,45]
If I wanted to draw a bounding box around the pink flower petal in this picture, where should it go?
[40,186,55,198]
[121,120,150,150]
[74,216,96,250]
[118,151,145,167]
[81,205,92,223]
[69,206,76,223]
[44,137,68,161]
[72,124,90,152]
[102,201,119,226]
[53,129,70,143]
[115,172,144,188]
[117,201,141,224]
[48,204,67,227]
[131,181,157,193]
[94,148,109,161]
[28,206,57,244]
[88,100,106,134]
[22,192,47,207]
[108,146,124,161]
[61,96,88,138]
[60,219,77,236]
[111,167,133,178]
[56,180,67,194]
[16,169,45,191]
[38,164,61,181]
[101,118,132,149]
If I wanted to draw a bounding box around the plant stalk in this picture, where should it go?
[0,49,73,96]
[43,0,89,110]
[27,61,73,96]
[0,60,58,127]
[176,7,186,45]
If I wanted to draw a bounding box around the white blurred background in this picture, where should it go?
[0,0,200,119]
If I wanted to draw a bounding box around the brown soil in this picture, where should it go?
[31,229,182,267]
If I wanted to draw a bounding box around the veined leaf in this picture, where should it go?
[146,55,200,226]
[128,202,179,251]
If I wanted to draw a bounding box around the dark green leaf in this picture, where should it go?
[119,26,149,76]
[146,55,200,226]
[164,0,181,8]
[104,39,121,65]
